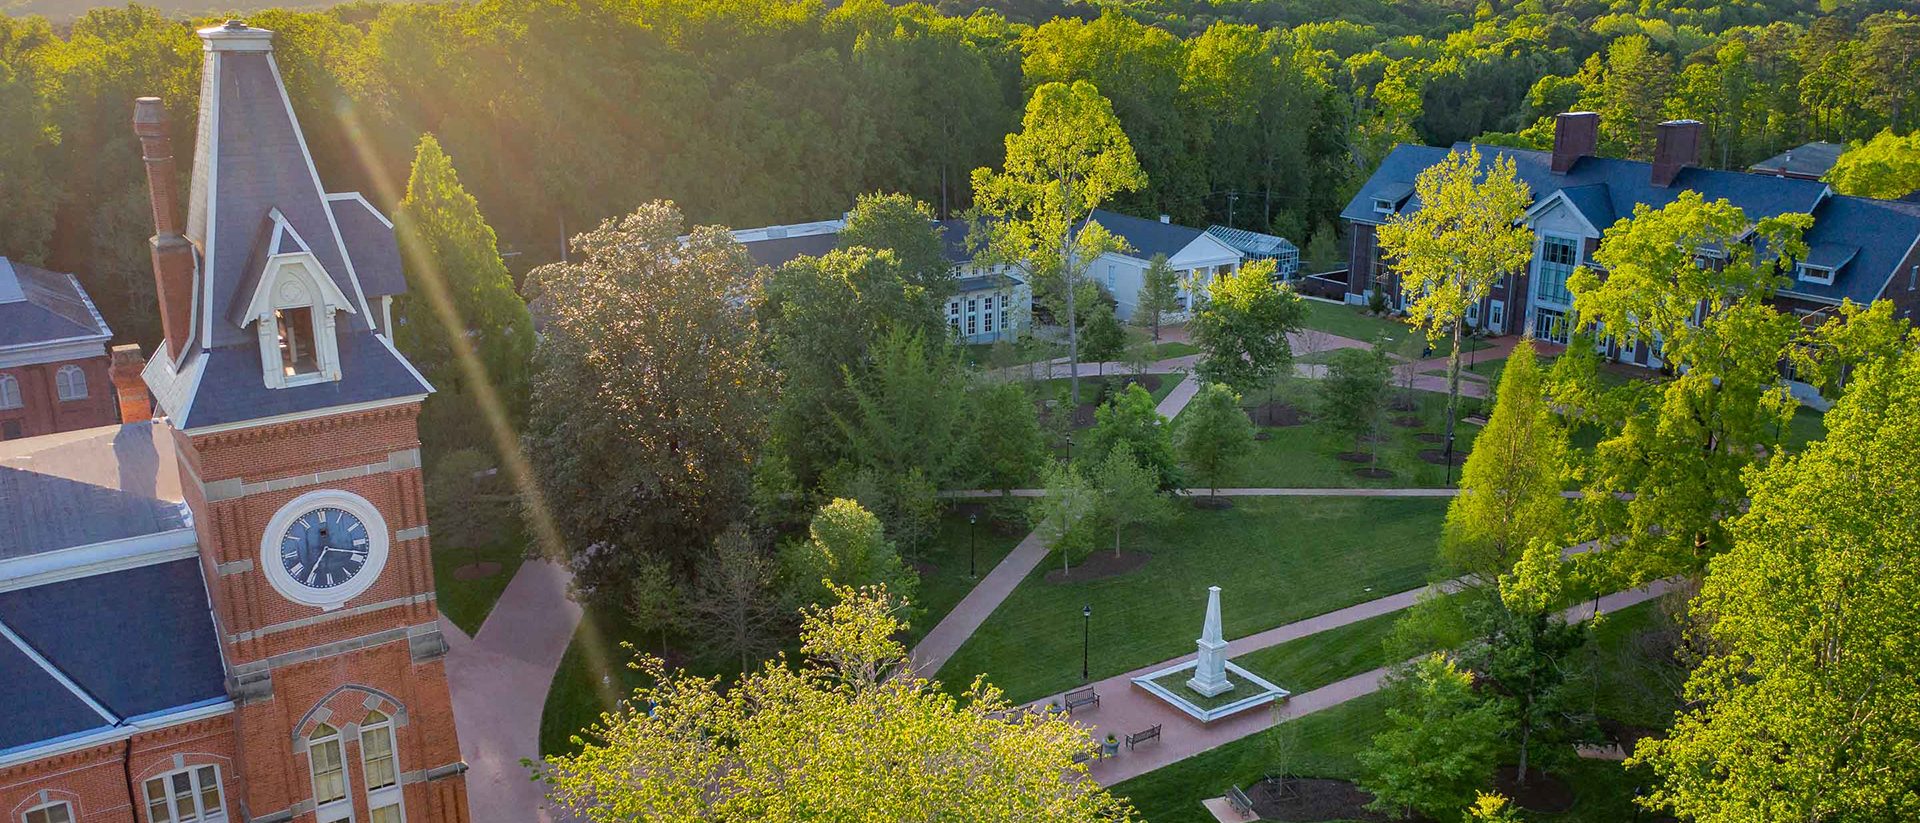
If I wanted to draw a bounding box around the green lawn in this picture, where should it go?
[1147,671,1247,711]
[1035,373,1182,410]
[1230,608,1412,695]
[936,497,1448,703]
[1202,388,1485,489]
[539,511,1020,756]
[430,516,530,637]
[1299,301,1411,345]
[1582,599,1687,731]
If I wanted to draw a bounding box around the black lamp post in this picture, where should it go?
[1066,433,1075,463]
[1081,604,1093,682]
[1445,432,1457,485]
[968,513,978,578]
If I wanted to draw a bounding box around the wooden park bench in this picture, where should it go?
[1225,784,1255,819]
[1125,724,1161,750]
[1064,686,1100,715]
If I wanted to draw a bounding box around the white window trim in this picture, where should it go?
[242,251,355,390]
[1796,263,1834,285]
[1489,299,1505,333]
[143,763,228,823]
[0,373,19,410]
[309,724,353,823]
[360,714,406,823]
[54,365,86,402]
[22,799,74,823]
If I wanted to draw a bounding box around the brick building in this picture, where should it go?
[0,257,120,440]
[1343,112,1920,393]
[1,20,468,823]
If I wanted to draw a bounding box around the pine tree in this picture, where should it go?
[1441,339,1568,580]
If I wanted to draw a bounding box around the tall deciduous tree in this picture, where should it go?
[971,80,1146,407]
[686,525,783,674]
[543,584,1136,823]
[1030,461,1097,574]
[1825,128,1920,199]
[1376,148,1534,477]
[1136,253,1182,340]
[1093,442,1171,557]
[836,325,968,487]
[1632,345,1920,823]
[522,202,772,594]
[1190,259,1307,414]
[1441,339,1567,580]
[1080,303,1128,378]
[1358,653,1509,821]
[393,134,537,421]
[1178,383,1254,500]
[838,191,957,301]
[781,498,918,612]
[967,381,1048,500]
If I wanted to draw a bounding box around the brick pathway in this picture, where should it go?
[443,559,583,823]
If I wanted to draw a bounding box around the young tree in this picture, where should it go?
[971,80,1147,407]
[1440,339,1567,580]
[1632,347,1920,823]
[967,381,1048,500]
[1317,347,1392,461]
[781,498,918,612]
[836,325,969,488]
[1079,302,1128,378]
[1462,568,1591,787]
[1376,148,1534,482]
[1094,442,1171,557]
[1122,335,1156,378]
[838,191,958,300]
[543,585,1138,823]
[1081,383,1183,490]
[424,448,511,572]
[686,526,783,674]
[1137,253,1182,340]
[624,554,683,655]
[1029,461,1096,575]
[1824,128,1920,199]
[522,202,773,595]
[1357,654,1509,821]
[1178,383,1254,501]
[1191,259,1307,417]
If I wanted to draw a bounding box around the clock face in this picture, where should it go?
[278,506,371,591]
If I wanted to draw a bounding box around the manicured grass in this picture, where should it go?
[1783,404,1826,453]
[1583,599,1687,731]
[1230,608,1410,695]
[1205,389,1486,489]
[430,516,529,637]
[1299,300,1412,344]
[904,511,1029,646]
[1035,373,1182,409]
[936,497,1447,703]
[1147,671,1247,711]
[1152,341,1202,359]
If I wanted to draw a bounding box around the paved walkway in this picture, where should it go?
[443,560,583,823]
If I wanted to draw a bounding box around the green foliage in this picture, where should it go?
[542,584,1137,823]
[685,525,783,675]
[1632,345,1920,823]
[1441,339,1567,579]
[1136,253,1181,339]
[1028,460,1097,572]
[1078,302,1128,376]
[1092,441,1173,556]
[623,554,683,656]
[1467,792,1527,823]
[1177,383,1254,497]
[1080,383,1182,490]
[522,202,772,594]
[425,447,510,557]
[967,381,1048,497]
[835,325,969,487]
[781,498,918,613]
[838,191,957,300]
[1358,653,1509,822]
[1317,346,1392,456]
[1191,259,1307,395]
[1458,591,1593,784]
[1826,127,1920,199]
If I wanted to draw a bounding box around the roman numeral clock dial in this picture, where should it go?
[260,490,391,608]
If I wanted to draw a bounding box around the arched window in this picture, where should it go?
[0,374,19,409]
[361,710,406,823]
[54,365,85,401]
[307,723,350,821]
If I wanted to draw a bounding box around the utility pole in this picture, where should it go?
[1226,193,1238,229]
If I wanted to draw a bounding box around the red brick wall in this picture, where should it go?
[1346,222,1377,299]
[0,353,118,440]
[1,715,240,823]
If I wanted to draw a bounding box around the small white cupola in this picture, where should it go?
[234,208,356,388]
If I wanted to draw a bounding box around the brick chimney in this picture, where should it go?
[1552,112,1599,174]
[133,97,195,362]
[1651,120,1703,188]
[110,344,152,423]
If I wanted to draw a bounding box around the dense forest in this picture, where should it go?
[1,0,1916,348]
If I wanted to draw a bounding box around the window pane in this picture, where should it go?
[370,804,403,823]
[199,765,224,818]
[313,739,348,804]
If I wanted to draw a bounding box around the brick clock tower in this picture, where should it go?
[134,20,470,823]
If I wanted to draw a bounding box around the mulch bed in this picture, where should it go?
[1246,401,1312,427]
[1335,451,1376,463]
[1354,468,1396,479]
[1249,777,1411,823]
[1489,766,1575,813]
[1045,550,1151,583]
[1190,495,1235,510]
[1391,415,1424,428]
[1418,448,1469,467]
[1414,432,1446,444]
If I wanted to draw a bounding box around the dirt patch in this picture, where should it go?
[1391,415,1424,428]
[1045,550,1151,583]
[1489,766,1575,813]
[1250,777,1410,822]
[1414,432,1446,444]
[1335,451,1376,463]
[1247,401,1312,427]
[1418,448,1468,467]
[1354,468,1396,479]
[1190,495,1236,510]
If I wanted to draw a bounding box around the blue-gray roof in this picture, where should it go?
[738,232,841,268]
[956,273,1023,294]
[1205,225,1298,259]
[331,196,407,298]
[0,257,111,350]
[0,558,228,754]
[178,330,431,429]
[0,421,187,560]
[1749,141,1844,179]
[1088,209,1204,259]
[1344,143,1917,307]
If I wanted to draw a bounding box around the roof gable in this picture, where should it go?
[0,258,112,350]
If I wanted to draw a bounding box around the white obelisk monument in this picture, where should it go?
[1187,585,1233,697]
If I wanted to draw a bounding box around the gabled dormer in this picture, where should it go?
[230,209,357,387]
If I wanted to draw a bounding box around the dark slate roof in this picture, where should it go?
[1749,141,1844,179]
[0,558,227,742]
[330,195,407,298]
[0,636,106,754]
[1779,196,1920,305]
[956,273,1023,293]
[180,330,431,429]
[0,421,187,560]
[1087,209,1205,259]
[188,48,372,350]
[738,232,840,268]
[1558,184,1616,230]
[0,258,111,349]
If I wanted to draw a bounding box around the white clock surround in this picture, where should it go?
[260,488,391,610]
